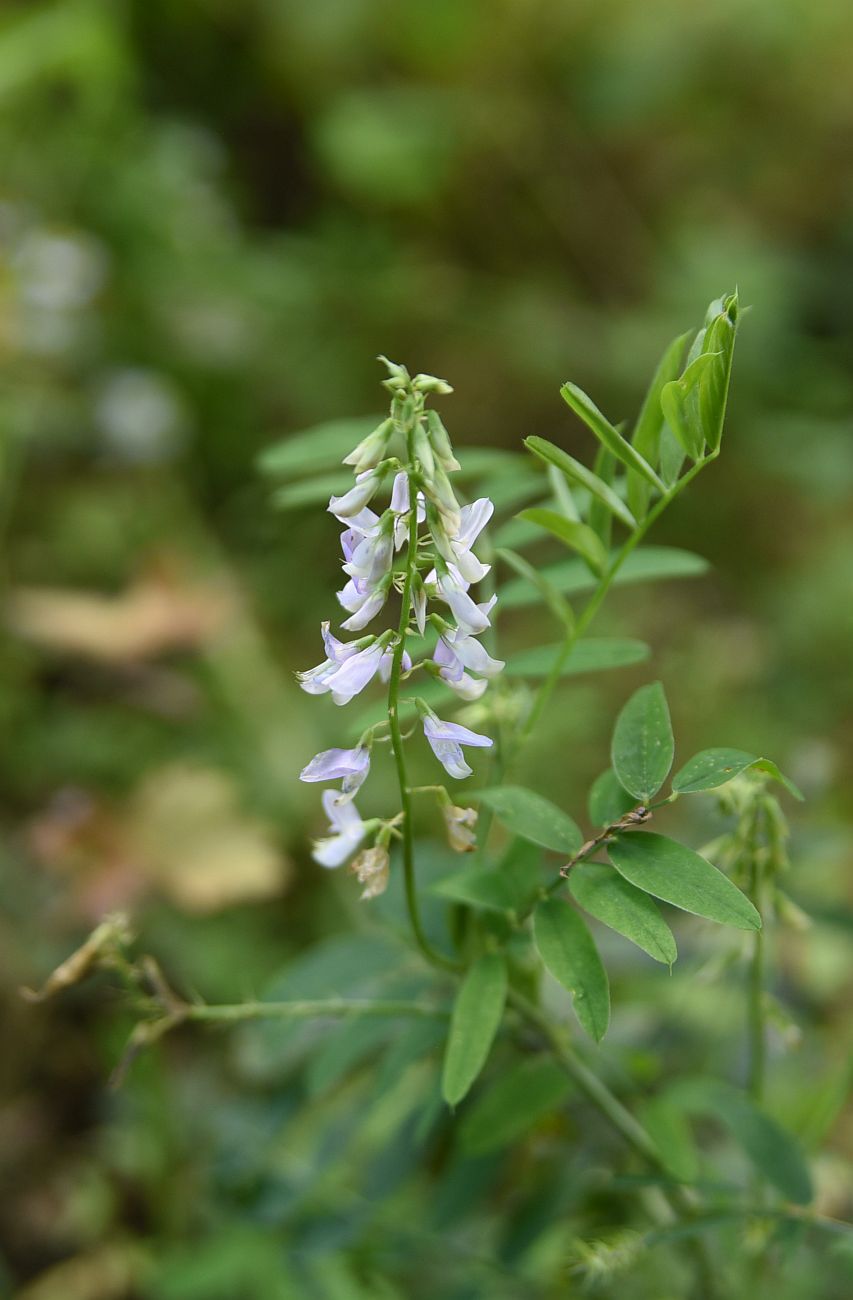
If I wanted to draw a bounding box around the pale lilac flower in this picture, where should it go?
[312,789,367,867]
[328,468,383,520]
[325,640,386,704]
[438,569,493,636]
[338,576,390,631]
[379,646,412,683]
[300,745,370,796]
[444,630,504,678]
[434,637,488,701]
[342,523,393,585]
[433,498,494,584]
[422,714,493,780]
[297,622,360,695]
[391,472,426,549]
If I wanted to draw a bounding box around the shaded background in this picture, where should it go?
[1,1,851,1296]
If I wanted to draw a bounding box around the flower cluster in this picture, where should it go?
[297,360,503,892]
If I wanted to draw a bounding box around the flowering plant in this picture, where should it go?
[32,293,839,1295]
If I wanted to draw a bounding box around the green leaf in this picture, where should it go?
[500,545,710,610]
[560,382,665,492]
[667,1077,812,1204]
[672,748,804,800]
[258,416,382,477]
[607,833,761,930]
[534,899,610,1041]
[628,331,690,519]
[496,547,573,629]
[588,769,636,826]
[517,507,608,575]
[568,863,677,965]
[459,1058,571,1154]
[431,868,515,915]
[498,838,545,913]
[639,1095,700,1182]
[611,682,674,803]
[524,436,637,530]
[441,954,507,1106]
[505,638,650,680]
[660,375,704,461]
[695,292,739,453]
[476,786,583,855]
[272,472,350,510]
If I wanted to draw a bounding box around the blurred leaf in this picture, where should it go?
[476,786,583,855]
[271,472,350,510]
[587,769,636,826]
[517,507,608,574]
[639,1096,700,1182]
[607,833,760,930]
[496,546,573,628]
[611,682,674,803]
[560,382,664,491]
[524,436,637,530]
[430,868,514,914]
[257,416,381,477]
[533,898,610,1041]
[505,637,649,680]
[306,1018,395,1097]
[667,1078,812,1204]
[442,954,507,1105]
[500,545,709,609]
[569,863,677,965]
[459,1058,571,1155]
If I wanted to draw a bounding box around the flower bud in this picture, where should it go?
[413,423,436,480]
[442,802,478,853]
[413,373,453,396]
[342,419,394,474]
[349,845,390,900]
[425,409,460,471]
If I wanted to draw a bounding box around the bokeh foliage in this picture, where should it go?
[1,1,852,1296]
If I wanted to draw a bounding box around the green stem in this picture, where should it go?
[747,810,767,1104]
[515,454,716,759]
[183,998,448,1025]
[387,431,459,972]
[509,989,719,1299]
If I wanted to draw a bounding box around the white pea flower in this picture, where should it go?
[312,790,367,867]
[422,713,493,780]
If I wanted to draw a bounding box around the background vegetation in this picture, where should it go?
[1,1,851,1296]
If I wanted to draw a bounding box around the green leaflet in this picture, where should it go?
[587,768,636,826]
[459,1058,571,1155]
[560,381,664,492]
[476,786,583,855]
[441,953,507,1106]
[517,507,608,575]
[628,330,690,520]
[533,898,610,1041]
[500,545,709,610]
[504,638,649,680]
[524,436,637,530]
[611,682,674,803]
[607,832,761,931]
[672,748,804,799]
[569,863,677,965]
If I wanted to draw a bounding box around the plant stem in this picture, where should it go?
[387,428,459,971]
[514,455,716,760]
[509,989,719,1299]
[747,809,767,1105]
[182,998,448,1024]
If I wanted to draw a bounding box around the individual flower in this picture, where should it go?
[328,467,385,520]
[379,646,412,682]
[434,498,494,584]
[433,637,488,701]
[341,518,394,586]
[298,630,387,705]
[299,745,370,797]
[422,713,493,780]
[437,569,493,636]
[297,622,361,695]
[390,472,426,549]
[342,418,393,473]
[312,790,367,867]
[435,629,504,689]
[349,845,390,899]
[338,575,390,631]
[442,802,478,853]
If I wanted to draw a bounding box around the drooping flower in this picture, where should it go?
[299,745,370,797]
[297,622,361,695]
[442,802,478,853]
[433,636,489,701]
[434,630,504,699]
[338,575,390,631]
[422,713,493,779]
[328,467,385,520]
[312,789,367,867]
[298,630,387,705]
[437,569,493,636]
[434,498,494,584]
[349,845,390,899]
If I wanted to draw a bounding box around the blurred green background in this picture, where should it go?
[1,1,851,1296]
